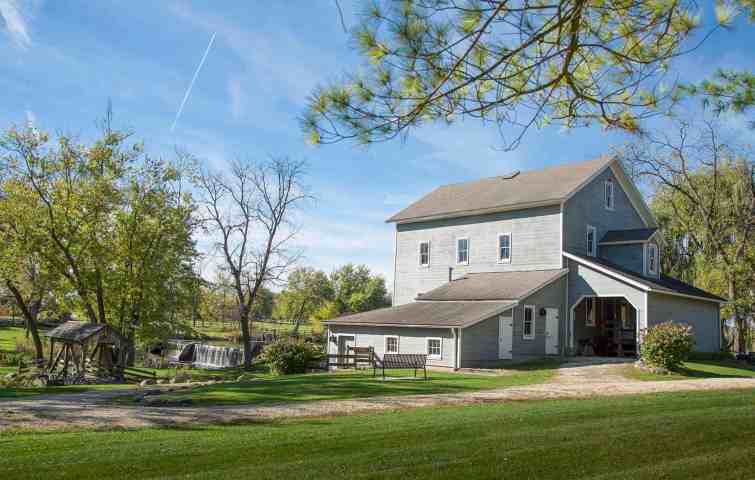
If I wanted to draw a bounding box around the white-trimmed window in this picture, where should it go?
[523,305,536,340]
[419,241,430,267]
[498,233,512,263]
[456,237,469,264]
[604,178,615,211]
[385,335,399,354]
[426,338,442,359]
[586,225,597,257]
[585,298,596,327]
[646,243,658,276]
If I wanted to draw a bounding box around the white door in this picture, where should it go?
[498,311,513,359]
[545,308,559,355]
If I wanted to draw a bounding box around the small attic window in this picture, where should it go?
[605,178,615,211]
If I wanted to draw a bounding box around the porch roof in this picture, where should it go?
[416,269,568,301]
[564,252,726,303]
[323,300,516,328]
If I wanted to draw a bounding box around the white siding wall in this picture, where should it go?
[393,205,562,305]
[326,324,456,368]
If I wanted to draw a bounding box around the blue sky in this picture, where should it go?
[1,1,753,288]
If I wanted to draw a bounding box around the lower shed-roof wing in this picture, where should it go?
[324,300,516,328]
[417,269,567,301]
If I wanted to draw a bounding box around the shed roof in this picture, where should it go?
[417,269,567,301]
[387,156,612,223]
[324,301,515,328]
[600,228,657,244]
[45,321,125,343]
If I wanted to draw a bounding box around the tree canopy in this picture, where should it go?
[0,120,199,348]
[303,0,750,147]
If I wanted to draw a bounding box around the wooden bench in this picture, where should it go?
[375,353,428,380]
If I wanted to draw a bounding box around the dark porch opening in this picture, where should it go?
[573,297,637,357]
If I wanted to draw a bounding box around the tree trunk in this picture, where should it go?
[5,281,44,364]
[238,304,252,370]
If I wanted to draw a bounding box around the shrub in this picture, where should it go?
[640,322,695,370]
[261,339,324,375]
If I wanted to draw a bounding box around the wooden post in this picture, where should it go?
[48,339,55,368]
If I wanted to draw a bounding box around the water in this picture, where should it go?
[193,343,243,369]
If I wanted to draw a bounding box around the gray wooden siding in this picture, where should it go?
[564,167,646,258]
[461,275,566,367]
[393,205,562,305]
[567,258,647,352]
[647,293,721,352]
[326,324,455,368]
[599,243,644,275]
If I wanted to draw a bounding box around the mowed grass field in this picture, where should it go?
[136,361,558,406]
[623,360,755,382]
[2,389,754,479]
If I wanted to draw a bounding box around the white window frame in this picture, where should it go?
[426,337,442,359]
[604,178,615,211]
[586,225,597,257]
[456,237,469,265]
[498,232,512,263]
[585,298,596,327]
[384,335,399,354]
[418,241,430,267]
[523,305,536,340]
[645,243,658,276]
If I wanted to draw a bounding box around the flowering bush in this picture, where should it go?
[640,322,695,370]
[261,339,324,375]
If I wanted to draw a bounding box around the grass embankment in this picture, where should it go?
[145,361,557,406]
[3,389,755,479]
[623,360,755,382]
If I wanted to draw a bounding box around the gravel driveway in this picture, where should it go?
[2,359,754,431]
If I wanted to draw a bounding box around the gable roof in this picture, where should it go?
[323,300,515,328]
[416,269,567,301]
[387,156,613,223]
[563,252,726,303]
[45,321,128,344]
[600,228,657,244]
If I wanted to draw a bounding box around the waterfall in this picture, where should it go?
[193,343,243,369]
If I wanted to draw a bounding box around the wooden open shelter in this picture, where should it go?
[45,321,130,384]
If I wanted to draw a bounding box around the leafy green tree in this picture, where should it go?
[0,118,199,351]
[274,268,334,319]
[304,0,737,146]
[329,264,390,315]
[622,119,755,352]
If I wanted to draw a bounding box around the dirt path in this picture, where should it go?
[2,360,754,431]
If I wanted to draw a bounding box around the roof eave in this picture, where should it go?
[387,199,563,224]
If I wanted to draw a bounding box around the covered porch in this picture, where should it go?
[571,296,638,357]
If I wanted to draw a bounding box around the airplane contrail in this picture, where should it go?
[171,32,216,132]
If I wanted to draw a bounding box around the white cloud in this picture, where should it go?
[0,0,32,48]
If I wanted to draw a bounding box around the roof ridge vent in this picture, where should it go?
[500,170,520,180]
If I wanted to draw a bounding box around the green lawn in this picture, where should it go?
[129,361,558,406]
[0,325,25,354]
[3,389,754,479]
[623,360,755,382]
